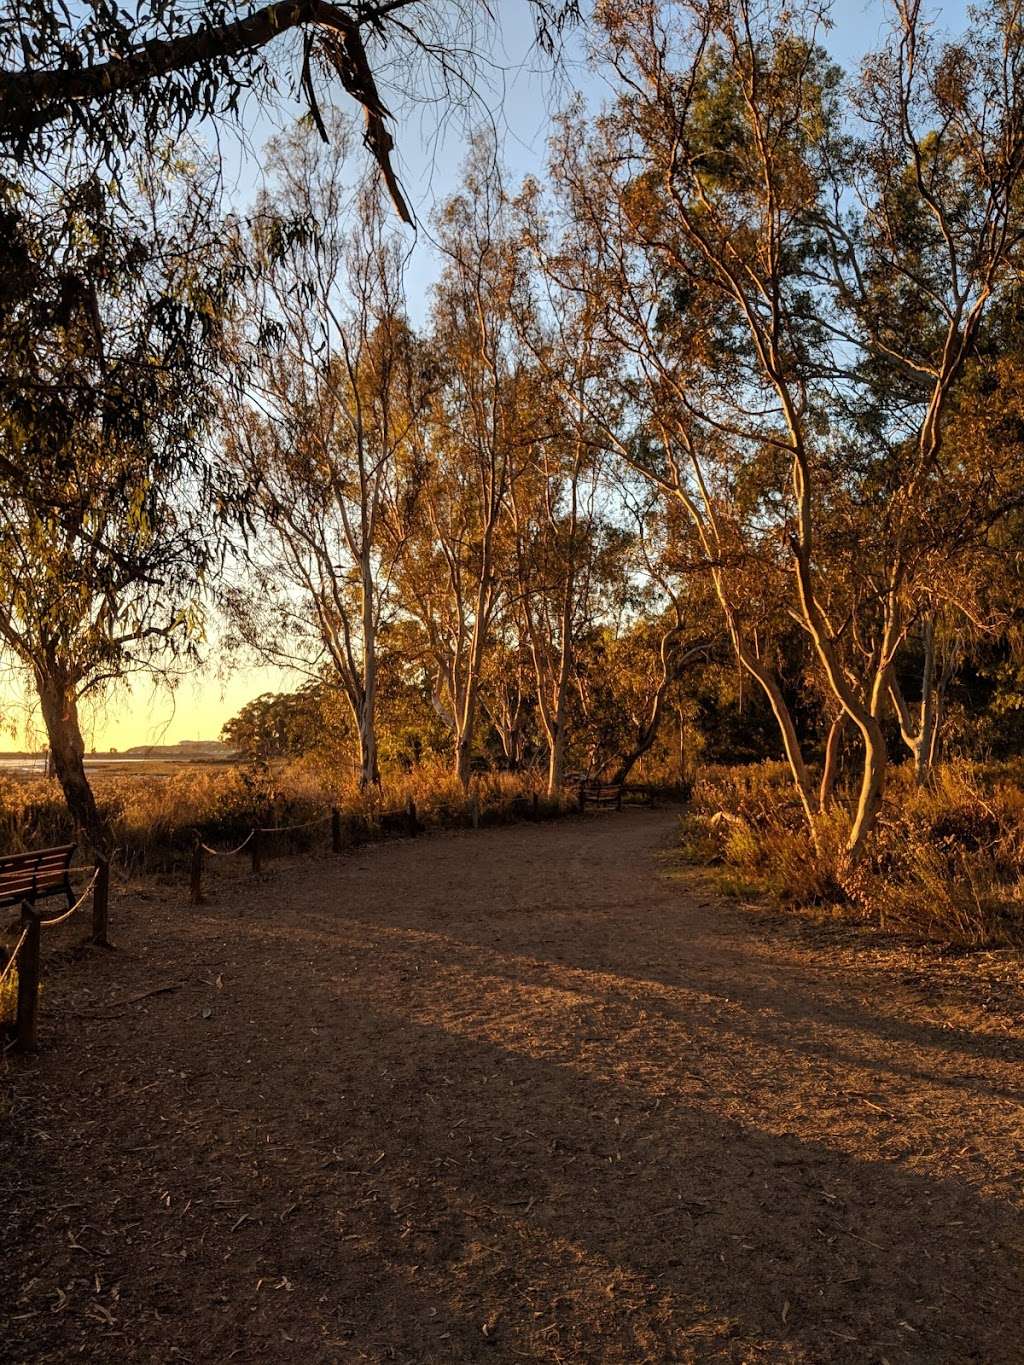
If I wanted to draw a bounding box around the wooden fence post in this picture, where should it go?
[331,807,342,853]
[15,904,41,1052]
[405,796,418,835]
[190,835,204,905]
[91,859,110,946]
[470,792,480,830]
[251,826,262,875]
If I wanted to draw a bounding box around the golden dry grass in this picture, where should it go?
[681,759,1024,946]
[0,758,567,874]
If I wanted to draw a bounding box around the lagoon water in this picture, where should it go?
[0,756,198,775]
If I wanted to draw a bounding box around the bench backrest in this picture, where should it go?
[0,844,76,910]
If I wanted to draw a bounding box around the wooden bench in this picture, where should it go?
[0,844,77,1051]
[577,781,623,811]
[0,844,76,914]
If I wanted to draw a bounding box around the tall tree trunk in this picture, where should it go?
[928,684,946,769]
[819,713,845,810]
[36,673,109,859]
[889,617,939,788]
[609,727,658,786]
[695,544,820,839]
[355,702,380,787]
[499,712,525,770]
[738,645,821,839]
[547,716,566,796]
[609,625,692,785]
[846,715,888,868]
[677,707,689,786]
[357,561,380,788]
[451,565,494,788]
[455,723,475,788]
[452,653,483,788]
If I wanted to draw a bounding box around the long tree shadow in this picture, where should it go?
[14,809,1021,1365]
[42,978,1022,1364]
[272,813,1024,1077]
[262,905,1024,1100]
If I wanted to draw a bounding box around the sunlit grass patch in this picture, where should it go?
[685,759,1024,946]
[0,757,574,876]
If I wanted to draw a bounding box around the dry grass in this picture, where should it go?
[0,758,569,875]
[866,763,1024,944]
[681,758,1024,946]
[0,965,16,1027]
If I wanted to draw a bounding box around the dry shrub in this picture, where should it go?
[0,965,17,1027]
[683,758,1024,945]
[682,762,844,904]
[860,761,1024,946]
[0,777,74,854]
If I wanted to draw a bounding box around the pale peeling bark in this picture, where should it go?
[819,713,845,811]
[889,617,942,786]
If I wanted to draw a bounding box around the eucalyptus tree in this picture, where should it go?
[400,149,535,786]
[508,428,603,794]
[1,1,581,223]
[478,622,534,771]
[507,184,618,795]
[544,0,1024,866]
[884,293,1024,779]
[0,162,236,860]
[226,117,430,788]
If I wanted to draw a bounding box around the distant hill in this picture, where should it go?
[122,740,236,760]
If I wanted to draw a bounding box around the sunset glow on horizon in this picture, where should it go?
[1,662,291,752]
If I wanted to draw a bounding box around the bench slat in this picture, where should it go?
[0,868,71,891]
[0,844,75,873]
[0,856,63,874]
[0,843,76,909]
[0,881,70,905]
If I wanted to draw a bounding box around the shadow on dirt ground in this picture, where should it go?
[2,810,1022,1362]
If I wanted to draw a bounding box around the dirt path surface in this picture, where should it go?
[2,810,1023,1364]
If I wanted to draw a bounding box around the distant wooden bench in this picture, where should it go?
[0,844,76,913]
[577,781,622,811]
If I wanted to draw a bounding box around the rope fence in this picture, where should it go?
[6,780,642,1049]
[257,814,334,835]
[198,829,256,858]
[191,806,355,904]
[38,867,102,928]
[0,925,29,990]
[188,800,431,904]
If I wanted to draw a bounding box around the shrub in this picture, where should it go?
[682,759,1024,945]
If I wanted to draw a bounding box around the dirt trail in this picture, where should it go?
[2,810,1023,1364]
